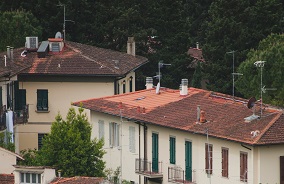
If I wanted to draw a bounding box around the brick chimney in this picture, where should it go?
[180,79,188,96]
[145,77,153,89]
[200,110,206,123]
[127,37,135,56]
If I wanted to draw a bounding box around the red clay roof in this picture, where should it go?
[0,41,148,77]
[0,174,14,184]
[73,87,283,145]
[50,176,104,184]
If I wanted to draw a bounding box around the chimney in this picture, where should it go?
[10,47,14,61]
[145,77,153,89]
[4,55,7,67]
[127,37,135,56]
[58,170,61,178]
[180,79,188,96]
[7,46,10,58]
[200,110,206,123]
[196,42,199,49]
[197,105,201,122]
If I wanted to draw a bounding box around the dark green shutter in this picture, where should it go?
[185,141,192,181]
[152,133,159,173]
[0,86,2,106]
[170,137,176,164]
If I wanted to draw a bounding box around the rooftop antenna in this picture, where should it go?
[153,60,171,94]
[226,50,243,99]
[57,4,75,41]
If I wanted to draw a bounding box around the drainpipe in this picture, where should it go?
[139,123,141,184]
[144,123,148,184]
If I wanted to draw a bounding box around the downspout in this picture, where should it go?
[139,123,141,184]
[144,123,148,184]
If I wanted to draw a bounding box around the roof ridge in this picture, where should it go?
[253,111,283,144]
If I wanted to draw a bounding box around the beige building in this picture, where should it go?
[74,79,284,184]
[0,36,148,152]
[0,147,23,174]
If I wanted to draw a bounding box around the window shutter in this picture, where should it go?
[116,124,120,147]
[98,120,104,140]
[129,127,135,153]
[205,143,213,174]
[109,122,113,147]
[280,156,284,183]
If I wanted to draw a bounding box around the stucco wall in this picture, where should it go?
[0,149,17,174]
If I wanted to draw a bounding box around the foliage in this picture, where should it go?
[236,33,284,107]
[191,61,202,88]
[0,131,15,152]
[18,149,38,166]
[19,107,106,177]
[0,10,42,51]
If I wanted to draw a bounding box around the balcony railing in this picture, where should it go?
[14,105,29,125]
[168,166,195,184]
[135,158,163,178]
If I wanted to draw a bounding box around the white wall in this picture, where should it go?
[0,148,17,174]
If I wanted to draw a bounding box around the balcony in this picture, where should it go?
[0,105,29,131]
[135,158,163,178]
[168,166,195,184]
[14,105,29,125]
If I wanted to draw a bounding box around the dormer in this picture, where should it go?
[48,38,64,53]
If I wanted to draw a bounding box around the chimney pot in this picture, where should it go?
[196,42,199,49]
[7,46,10,58]
[10,47,14,61]
[145,77,153,89]
[200,110,206,123]
[180,79,188,96]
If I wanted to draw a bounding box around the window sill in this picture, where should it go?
[35,110,50,113]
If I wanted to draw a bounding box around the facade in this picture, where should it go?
[0,36,148,152]
[0,147,23,174]
[73,79,284,184]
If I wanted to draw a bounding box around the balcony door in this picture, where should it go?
[152,133,159,173]
[185,141,192,181]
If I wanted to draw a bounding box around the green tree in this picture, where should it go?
[236,33,284,107]
[0,131,15,152]
[191,61,202,88]
[20,107,106,177]
[0,10,42,51]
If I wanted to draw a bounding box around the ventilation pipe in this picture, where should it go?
[127,37,135,56]
[180,79,188,96]
[196,42,199,49]
[10,47,14,61]
[6,46,10,59]
[4,55,7,67]
[145,77,153,89]
[197,105,201,122]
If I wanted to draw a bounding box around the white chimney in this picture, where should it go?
[4,55,6,67]
[145,77,153,89]
[196,42,199,49]
[7,46,10,58]
[180,79,188,96]
[127,37,135,56]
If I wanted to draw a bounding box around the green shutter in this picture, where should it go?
[0,87,2,106]
[170,137,176,164]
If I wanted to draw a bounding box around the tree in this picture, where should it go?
[191,61,202,88]
[0,131,15,152]
[0,10,42,51]
[20,107,106,177]
[236,33,284,107]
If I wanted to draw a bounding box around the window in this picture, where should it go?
[222,148,229,178]
[205,143,213,174]
[122,80,126,93]
[169,137,176,164]
[129,126,135,153]
[98,120,104,140]
[117,83,120,94]
[37,89,48,111]
[20,173,41,184]
[240,152,248,182]
[109,122,119,147]
[38,133,47,150]
[129,76,133,92]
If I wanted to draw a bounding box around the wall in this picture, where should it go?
[0,148,17,174]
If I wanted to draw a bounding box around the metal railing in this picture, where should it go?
[168,166,196,183]
[13,105,29,125]
[135,158,163,177]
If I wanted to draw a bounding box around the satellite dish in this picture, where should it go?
[247,97,256,109]
[156,82,160,94]
[55,32,62,38]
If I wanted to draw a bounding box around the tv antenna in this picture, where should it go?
[226,50,243,99]
[57,3,75,41]
[153,60,171,94]
[254,61,276,117]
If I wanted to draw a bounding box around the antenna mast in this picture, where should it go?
[254,61,265,117]
[227,51,242,99]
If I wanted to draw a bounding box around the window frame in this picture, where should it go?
[222,147,229,178]
[129,126,135,153]
[36,89,48,111]
[109,122,120,148]
[38,133,47,150]
[169,136,176,164]
[98,120,104,140]
[20,173,41,184]
[240,152,248,182]
[205,143,213,174]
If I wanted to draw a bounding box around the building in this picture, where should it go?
[73,79,284,184]
[0,36,148,152]
[0,146,24,174]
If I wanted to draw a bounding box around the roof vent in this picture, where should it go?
[48,38,64,53]
[26,37,38,51]
[180,79,188,96]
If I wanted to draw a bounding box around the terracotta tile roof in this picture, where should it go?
[73,87,283,145]
[0,57,31,77]
[0,174,14,184]
[50,176,104,184]
[0,41,148,77]
[187,47,205,68]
